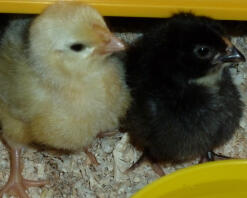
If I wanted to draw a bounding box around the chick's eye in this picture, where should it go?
[197,47,209,56]
[70,43,85,52]
[194,46,212,59]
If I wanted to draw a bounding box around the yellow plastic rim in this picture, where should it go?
[1,0,247,20]
[132,160,247,198]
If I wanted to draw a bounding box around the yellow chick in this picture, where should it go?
[0,2,130,197]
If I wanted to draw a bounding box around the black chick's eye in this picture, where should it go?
[194,46,212,59]
[70,43,85,52]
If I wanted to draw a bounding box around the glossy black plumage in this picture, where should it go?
[122,13,245,164]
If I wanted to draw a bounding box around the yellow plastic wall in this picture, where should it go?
[1,0,247,20]
[132,160,247,198]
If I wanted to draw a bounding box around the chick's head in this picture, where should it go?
[28,2,124,77]
[158,13,245,80]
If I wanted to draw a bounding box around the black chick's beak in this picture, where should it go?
[213,46,245,65]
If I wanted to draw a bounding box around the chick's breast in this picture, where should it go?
[29,58,130,150]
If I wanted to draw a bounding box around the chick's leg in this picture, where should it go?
[0,144,47,198]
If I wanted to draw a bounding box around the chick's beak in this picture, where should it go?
[93,24,125,54]
[213,46,245,65]
[103,34,125,54]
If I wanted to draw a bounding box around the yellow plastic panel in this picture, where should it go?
[1,0,247,20]
[132,160,247,198]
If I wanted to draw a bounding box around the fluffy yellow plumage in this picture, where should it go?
[0,2,130,197]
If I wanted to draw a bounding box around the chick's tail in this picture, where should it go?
[0,141,47,198]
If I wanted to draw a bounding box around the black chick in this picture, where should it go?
[122,13,245,175]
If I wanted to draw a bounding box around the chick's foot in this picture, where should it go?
[96,131,117,139]
[199,151,232,163]
[83,147,99,166]
[126,154,165,177]
[0,147,47,198]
